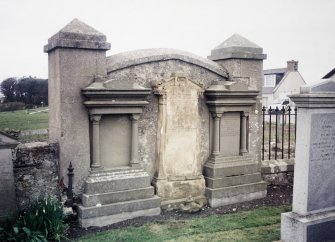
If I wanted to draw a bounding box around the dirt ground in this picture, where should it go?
[67,184,293,240]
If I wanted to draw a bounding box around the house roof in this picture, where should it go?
[273,71,306,93]
[322,67,335,79]
[263,68,286,75]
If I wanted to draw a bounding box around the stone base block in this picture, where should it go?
[204,161,258,178]
[281,210,335,242]
[84,168,151,194]
[160,195,207,211]
[206,181,267,207]
[206,173,262,188]
[78,196,161,228]
[154,177,205,204]
[82,187,155,206]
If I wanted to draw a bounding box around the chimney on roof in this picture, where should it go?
[287,60,298,72]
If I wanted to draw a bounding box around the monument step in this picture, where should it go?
[205,181,267,200]
[205,173,262,189]
[82,187,155,207]
[78,196,161,227]
[204,162,258,178]
[84,169,151,194]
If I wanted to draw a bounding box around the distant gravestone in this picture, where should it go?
[0,132,18,222]
[281,78,335,242]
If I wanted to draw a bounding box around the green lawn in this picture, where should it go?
[76,205,290,242]
[0,107,48,131]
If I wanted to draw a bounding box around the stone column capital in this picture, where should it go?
[242,112,249,118]
[130,114,141,121]
[90,114,102,123]
[212,112,223,118]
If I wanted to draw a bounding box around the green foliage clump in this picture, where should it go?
[0,197,68,242]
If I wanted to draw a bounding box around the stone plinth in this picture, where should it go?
[204,82,267,207]
[281,78,335,242]
[78,167,160,227]
[153,73,206,209]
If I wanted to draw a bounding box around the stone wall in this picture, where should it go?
[13,142,60,211]
[261,159,294,186]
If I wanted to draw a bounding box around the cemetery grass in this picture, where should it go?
[75,205,290,242]
[0,107,48,131]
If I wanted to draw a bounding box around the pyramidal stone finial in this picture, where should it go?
[208,33,266,61]
[44,18,111,53]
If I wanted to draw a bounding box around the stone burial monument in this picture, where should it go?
[44,19,267,227]
[281,78,335,241]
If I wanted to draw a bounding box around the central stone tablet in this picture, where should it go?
[153,73,206,209]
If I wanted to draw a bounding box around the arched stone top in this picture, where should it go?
[106,48,229,79]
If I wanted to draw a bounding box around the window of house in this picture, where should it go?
[264,74,276,87]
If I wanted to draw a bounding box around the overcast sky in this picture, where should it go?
[0,0,334,83]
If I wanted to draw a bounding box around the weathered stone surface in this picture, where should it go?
[261,159,294,186]
[208,34,267,61]
[46,19,110,193]
[14,142,60,211]
[152,74,206,204]
[0,132,18,221]
[84,168,151,194]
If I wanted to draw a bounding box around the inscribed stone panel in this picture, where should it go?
[164,78,202,179]
[220,112,240,156]
[100,115,131,168]
[308,113,335,211]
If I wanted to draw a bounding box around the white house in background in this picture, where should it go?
[262,60,306,107]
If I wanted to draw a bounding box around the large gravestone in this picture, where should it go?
[0,132,18,222]
[153,74,206,208]
[281,78,335,242]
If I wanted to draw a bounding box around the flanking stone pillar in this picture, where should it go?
[44,19,110,191]
[281,79,335,242]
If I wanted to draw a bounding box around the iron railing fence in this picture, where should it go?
[262,105,297,160]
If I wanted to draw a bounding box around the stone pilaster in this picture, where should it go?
[91,115,102,169]
[130,114,140,167]
[240,112,248,154]
[212,112,223,156]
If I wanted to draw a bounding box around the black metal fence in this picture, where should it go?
[262,106,297,160]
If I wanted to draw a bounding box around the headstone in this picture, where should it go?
[153,73,206,209]
[281,78,335,242]
[0,132,18,222]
